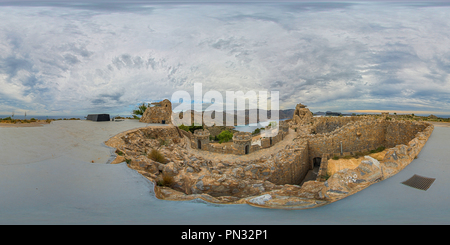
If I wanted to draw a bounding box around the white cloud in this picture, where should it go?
[0,2,449,116]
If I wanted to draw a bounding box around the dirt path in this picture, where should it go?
[185,128,296,162]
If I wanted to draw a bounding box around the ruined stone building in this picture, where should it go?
[139,99,172,124]
[188,122,290,155]
[107,102,434,209]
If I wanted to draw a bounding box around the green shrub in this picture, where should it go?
[178,124,190,132]
[332,156,339,160]
[375,146,386,152]
[132,102,149,117]
[322,172,331,180]
[217,130,233,143]
[252,128,261,135]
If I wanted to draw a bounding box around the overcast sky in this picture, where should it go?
[1,1,450,116]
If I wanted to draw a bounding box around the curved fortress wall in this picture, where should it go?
[306,118,428,165]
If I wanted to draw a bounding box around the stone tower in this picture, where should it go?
[233,132,252,155]
[193,129,210,150]
[140,99,172,124]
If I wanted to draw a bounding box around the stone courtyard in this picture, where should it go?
[105,103,434,209]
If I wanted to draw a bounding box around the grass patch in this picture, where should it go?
[322,172,331,180]
[332,156,340,160]
[115,149,124,156]
[157,173,175,187]
[148,149,167,163]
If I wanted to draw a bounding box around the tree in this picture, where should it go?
[217,130,233,143]
[132,103,149,117]
[268,121,277,128]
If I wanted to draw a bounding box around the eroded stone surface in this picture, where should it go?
[105,103,434,209]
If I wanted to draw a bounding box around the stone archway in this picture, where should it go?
[245,145,249,154]
[198,139,201,150]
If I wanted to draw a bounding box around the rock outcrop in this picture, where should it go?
[105,108,434,210]
[140,99,172,124]
[292,103,313,126]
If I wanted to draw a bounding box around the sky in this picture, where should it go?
[1,1,450,116]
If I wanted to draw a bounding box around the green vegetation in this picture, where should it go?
[252,127,264,135]
[148,149,167,163]
[370,146,386,154]
[268,121,277,128]
[217,130,233,143]
[132,102,149,117]
[177,123,203,133]
[115,149,124,156]
[178,124,190,132]
[322,172,331,181]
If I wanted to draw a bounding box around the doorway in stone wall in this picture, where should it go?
[245,145,249,154]
[198,140,201,149]
[313,157,322,168]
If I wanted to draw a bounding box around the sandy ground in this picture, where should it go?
[327,150,388,176]
[0,120,449,224]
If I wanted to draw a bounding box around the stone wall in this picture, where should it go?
[306,118,386,164]
[316,153,329,182]
[385,120,427,148]
[312,116,363,134]
[189,128,288,155]
[140,99,172,124]
[305,118,431,169]
[267,141,310,185]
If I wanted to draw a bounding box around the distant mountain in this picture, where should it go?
[173,108,295,126]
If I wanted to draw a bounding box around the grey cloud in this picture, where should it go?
[0,1,155,14]
[91,98,105,105]
[112,54,150,70]
[99,92,124,102]
[63,54,81,65]
[91,92,124,106]
[0,56,33,78]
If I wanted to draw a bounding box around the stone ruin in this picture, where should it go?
[106,102,434,210]
[292,103,313,125]
[193,129,210,150]
[140,99,172,124]
[188,122,290,155]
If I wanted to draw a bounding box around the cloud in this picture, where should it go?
[0,2,450,116]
